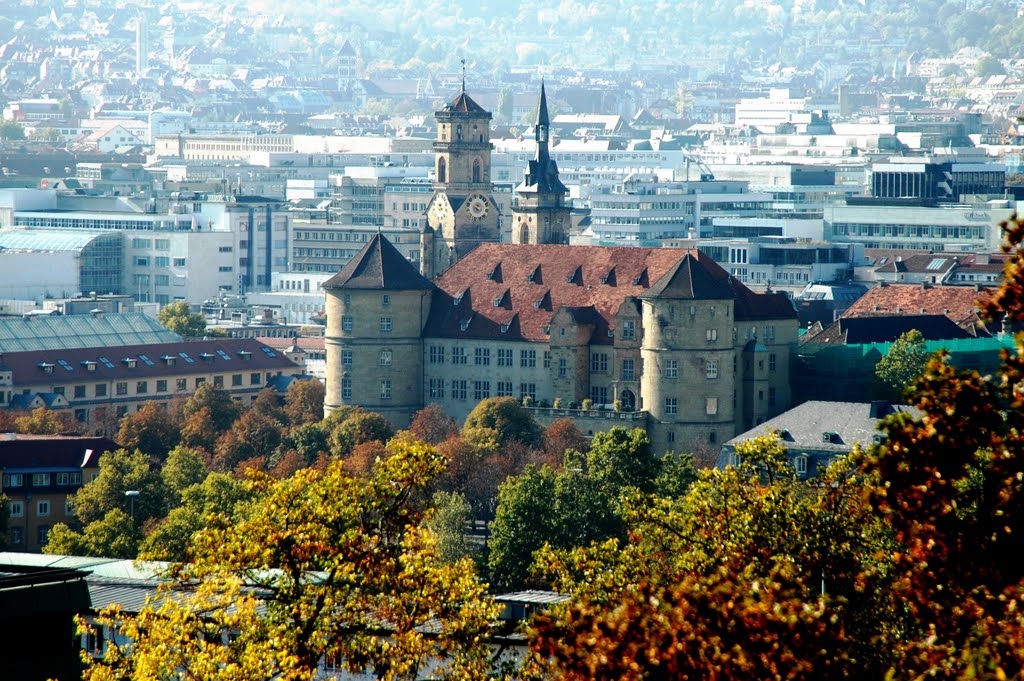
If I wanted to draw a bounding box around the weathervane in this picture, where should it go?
[461,58,466,93]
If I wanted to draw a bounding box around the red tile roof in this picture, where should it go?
[843,284,995,332]
[425,244,794,343]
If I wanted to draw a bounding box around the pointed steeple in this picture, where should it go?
[323,233,433,290]
[535,80,550,154]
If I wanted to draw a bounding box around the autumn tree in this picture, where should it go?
[875,328,931,395]
[86,440,499,681]
[116,402,181,459]
[15,407,76,434]
[409,403,459,445]
[157,300,206,337]
[274,422,330,467]
[327,408,395,457]
[181,383,241,434]
[212,410,283,472]
[283,378,326,427]
[540,419,589,468]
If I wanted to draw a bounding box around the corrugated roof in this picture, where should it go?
[0,313,182,353]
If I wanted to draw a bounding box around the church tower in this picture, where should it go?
[512,82,570,245]
[420,77,499,278]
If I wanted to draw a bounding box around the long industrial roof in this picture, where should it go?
[0,312,181,353]
[0,229,115,252]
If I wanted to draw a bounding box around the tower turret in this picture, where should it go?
[512,82,571,245]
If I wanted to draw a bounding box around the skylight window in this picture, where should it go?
[926,258,948,271]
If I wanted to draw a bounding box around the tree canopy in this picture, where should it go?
[157,301,207,337]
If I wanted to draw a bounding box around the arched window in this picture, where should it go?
[437,158,446,184]
[472,159,481,183]
[520,224,530,244]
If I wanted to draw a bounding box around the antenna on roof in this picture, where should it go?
[461,58,466,93]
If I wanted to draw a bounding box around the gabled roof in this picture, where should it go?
[843,284,993,331]
[0,435,120,470]
[322,233,433,291]
[801,313,974,345]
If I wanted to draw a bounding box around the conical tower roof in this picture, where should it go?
[641,252,736,300]
[323,233,434,291]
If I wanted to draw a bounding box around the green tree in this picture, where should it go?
[85,440,499,681]
[463,397,542,449]
[585,427,660,493]
[275,422,329,467]
[157,300,207,337]
[875,328,930,394]
[161,445,208,506]
[46,508,142,559]
[116,402,181,459]
[487,464,558,591]
[0,120,25,140]
[141,472,250,561]
[974,55,1005,77]
[426,490,477,565]
[68,449,167,530]
[328,408,395,457]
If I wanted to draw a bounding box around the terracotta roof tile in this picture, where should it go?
[424,244,794,343]
[844,284,993,329]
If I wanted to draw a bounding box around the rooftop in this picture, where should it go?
[0,312,181,353]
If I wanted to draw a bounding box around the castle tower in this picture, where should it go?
[639,253,737,454]
[323,234,434,426]
[512,82,571,245]
[420,78,499,278]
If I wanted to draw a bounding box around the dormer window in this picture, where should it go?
[199,353,215,363]
[542,325,551,334]
[123,358,137,368]
[500,323,510,333]
[161,355,176,366]
[493,296,502,307]
[237,350,252,360]
[38,362,55,374]
[81,360,97,372]
[459,318,471,332]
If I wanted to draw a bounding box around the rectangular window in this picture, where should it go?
[769,353,777,372]
[379,350,392,366]
[32,473,51,487]
[453,380,468,400]
[38,500,51,517]
[665,398,678,416]
[429,346,445,364]
[195,378,206,387]
[769,387,777,407]
[380,379,392,401]
[136,381,148,394]
[620,320,636,340]
[133,256,149,267]
[342,350,353,367]
[795,456,808,475]
[155,274,170,286]
[38,525,50,545]
[496,381,513,397]
[56,472,82,486]
[590,386,608,404]
[116,382,128,396]
[342,377,352,400]
[342,316,353,332]
[706,397,719,415]
[665,359,678,379]
[2,473,24,487]
[621,359,635,381]
[382,294,390,306]
[214,375,224,388]
[155,256,170,267]
[250,373,261,385]
[428,378,445,399]
[157,380,168,392]
[763,325,776,341]
[173,257,186,267]
[497,348,513,367]
[474,380,491,401]
[232,374,242,387]
[706,329,718,342]
[543,351,551,368]
[74,385,86,398]
[156,239,170,250]
[520,349,536,368]
[177,378,188,391]
[379,317,393,333]
[519,383,537,401]
[706,359,719,379]
[9,501,24,518]
[95,384,107,397]
[474,347,491,366]
[558,358,567,377]
[590,352,608,373]
[452,347,467,365]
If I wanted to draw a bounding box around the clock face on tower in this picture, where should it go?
[467,195,489,220]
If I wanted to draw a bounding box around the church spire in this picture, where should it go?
[535,80,550,163]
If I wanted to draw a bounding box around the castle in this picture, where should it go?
[323,87,797,454]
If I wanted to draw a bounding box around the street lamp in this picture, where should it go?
[125,490,140,522]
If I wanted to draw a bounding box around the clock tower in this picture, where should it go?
[420,80,499,278]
